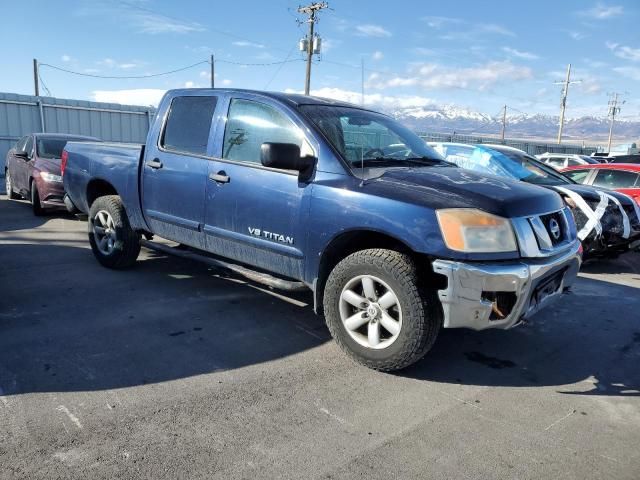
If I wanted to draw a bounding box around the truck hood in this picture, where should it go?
[366,167,564,218]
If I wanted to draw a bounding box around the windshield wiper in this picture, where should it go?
[403,156,456,167]
[350,156,453,167]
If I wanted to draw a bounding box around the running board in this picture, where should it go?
[140,240,308,292]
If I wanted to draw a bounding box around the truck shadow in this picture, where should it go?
[0,196,81,232]
[400,275,640,397]
[0,241,638,398]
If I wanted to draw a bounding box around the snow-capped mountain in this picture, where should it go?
[388,104,639,142]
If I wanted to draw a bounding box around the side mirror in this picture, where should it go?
[14,150,28,159]
[260,142,315,175]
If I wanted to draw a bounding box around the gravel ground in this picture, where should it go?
[1,195,639,479]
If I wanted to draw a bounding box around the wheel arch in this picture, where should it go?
[313,229,425,315]
[86,178,119,207]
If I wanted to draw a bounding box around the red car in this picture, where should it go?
[5,133,99,215]
[562,163,640,205]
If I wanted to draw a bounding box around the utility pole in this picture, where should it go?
[607,92,625,153]
[298,2,328,95]
[211,53,216,88]
[500,104,507,141]
[554,64,581,144]
[33,58,40,97]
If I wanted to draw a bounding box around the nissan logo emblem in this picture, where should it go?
[549,218,561,240]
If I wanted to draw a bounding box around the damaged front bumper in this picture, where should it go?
[432,241,581,331]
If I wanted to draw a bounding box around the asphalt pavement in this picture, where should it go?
[1,195,639,479]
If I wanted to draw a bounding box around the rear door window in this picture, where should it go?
[161,96,218,155]
[592,169,640,189]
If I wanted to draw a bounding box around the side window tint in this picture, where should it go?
[15,136,28,152]
[24,137,34,157]
[565,169,590,184]
[567,158,581,166]
[161,96,217,155]
[593,169,639,189]
[222,99,304,164]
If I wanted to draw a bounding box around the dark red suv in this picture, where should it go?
[5,133,99,215]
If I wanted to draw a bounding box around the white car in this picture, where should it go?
[536,153,602,170]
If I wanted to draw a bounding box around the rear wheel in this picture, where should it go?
[323,249,441,371]
[30,182,45,216]
[5,171,18,199]
[88,195,141,269]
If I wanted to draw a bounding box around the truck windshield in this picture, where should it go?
[299,105,450,177]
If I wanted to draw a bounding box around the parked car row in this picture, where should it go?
[1,89,635,372]
[4,133,99,215]
[429,142,640,259]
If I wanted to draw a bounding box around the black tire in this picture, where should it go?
[30,182,46,216]
[88,195,141,269]
[5,170,18,199]
[323,249,442,371]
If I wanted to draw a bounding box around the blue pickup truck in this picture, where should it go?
[62,89,581,371]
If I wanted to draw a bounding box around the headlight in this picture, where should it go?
[436,208,517,253]
[40,172,62,183]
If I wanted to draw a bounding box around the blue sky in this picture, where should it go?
[1,0,639,119]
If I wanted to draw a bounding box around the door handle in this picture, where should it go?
[147,158,163,169]
[209,171,230,183]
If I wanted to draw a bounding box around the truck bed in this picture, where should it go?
[63,142,148,230]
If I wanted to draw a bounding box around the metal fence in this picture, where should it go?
[418,132,597,155]
[0,92,153,172]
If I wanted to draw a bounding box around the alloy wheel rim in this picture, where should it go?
[339,274,402,350]
[93,210,117,255]
[5,174,11,196]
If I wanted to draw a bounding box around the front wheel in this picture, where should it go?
[5,171,18,199]
[323,249,442,371]
[88,195,141,269]
[31,183,46,216]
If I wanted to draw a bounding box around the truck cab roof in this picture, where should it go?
[165,88,374,111]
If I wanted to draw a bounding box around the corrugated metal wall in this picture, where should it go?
[0,92,153,172]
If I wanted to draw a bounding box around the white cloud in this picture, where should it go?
[130,12,204,34]
[222,79,232,86]
[412,47,437,56]
[97,58,142,70]
[613,66,640,80]
[421,16,463,28]
[367,61,533,91]
[232,40,265,49]
[355,24,391,38]
[372,51,384,61]
[502,47,539,60]
[76,3,204,35]
[61,54,72,62]
[568,31,588,40]
[423,16,514,38]
[579,3,624,19]
[92,89,166,107]
[184,81,196,88]
[606,42,640,62]
[284,87,435,110]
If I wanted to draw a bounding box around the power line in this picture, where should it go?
[264,44,298,89]
[39,61,210,79]
[38,73,52,97]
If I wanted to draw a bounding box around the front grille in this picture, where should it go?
[527,209,570,253]
[539,211,566,246]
